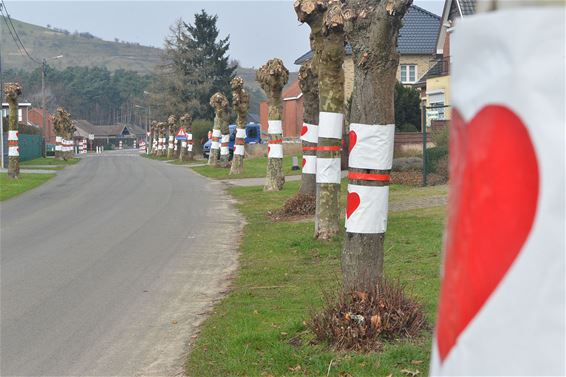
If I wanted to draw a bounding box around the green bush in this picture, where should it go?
[433,126,449,149]
[192,119,213,154]
[426,146,448,173]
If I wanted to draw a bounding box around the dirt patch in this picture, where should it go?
[308,279,427,352]
[391,170,447,186]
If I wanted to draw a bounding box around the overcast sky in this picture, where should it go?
[4,0,445,68]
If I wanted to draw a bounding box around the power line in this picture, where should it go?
[0,5,26,59]
[0,0,41,65]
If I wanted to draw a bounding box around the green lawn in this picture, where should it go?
[0,173,56,201]
[20,157,80,167]
[186,181,445,376]
[191,156,301,180]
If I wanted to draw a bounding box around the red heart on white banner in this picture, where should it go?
[346,192,360,219]
[436,105,539,362]
[301,125,308,137]
[349,130,357,153]
[302,158,306,168]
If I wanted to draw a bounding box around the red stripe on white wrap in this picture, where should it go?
[345,184,389,234]
[302,155,316,175]
[316,158,341,184]
[234,145,245,156]
[319,112,343,139]
[300,123,318,143]
[349,123,395,170]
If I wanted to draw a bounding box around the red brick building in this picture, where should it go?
[28,108,55,144]
[260,80,304,139]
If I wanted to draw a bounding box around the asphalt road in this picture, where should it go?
[1,151,241,376]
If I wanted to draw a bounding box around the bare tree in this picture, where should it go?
[298,61,319,195]
[4,83,22,178]
[209,92,229,167]
[230,76,250,175]
[341,0,412,291]
[167,115,178,159]
[256,58,289,191]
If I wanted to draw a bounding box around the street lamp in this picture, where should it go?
[41,55,63,157]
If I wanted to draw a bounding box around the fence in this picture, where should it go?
[2,133,43,167]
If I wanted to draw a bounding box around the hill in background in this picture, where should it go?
[1,18,298,115]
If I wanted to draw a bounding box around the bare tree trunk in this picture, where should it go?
[4,83,22,179]
[219,112,230,168]
[298,61,319,195]
[257,59,289,191]
[186,116,194,161]
[158,122,166,157]
[166,115,177,160]
[230,77,250,175]
[179,114,191,162]
[317,1,345,240]
[209,93,229,167]
[150,121,158,155]
[341,0,411,292]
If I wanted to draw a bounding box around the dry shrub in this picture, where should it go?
[308,279,427,352]
[268,192,316,220]
[391,170,447,186]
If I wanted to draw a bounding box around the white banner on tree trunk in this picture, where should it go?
[316,158,341,184]
[431,8,565,377]
[345,184,389,234]
[268,120,282,135]
[318,112,343,139]
[188,144,193,152]
[300,123,318,144]
[348,123,395,170]
[188,133,193,141]
[236,128,246,138]
[267,144,283,159]
[234,145,245,156]
[302,155,316,175]
[8,130,19,157]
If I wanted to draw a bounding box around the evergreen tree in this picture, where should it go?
[154,11,237,120]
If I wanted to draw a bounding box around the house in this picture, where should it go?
[1,102,32,127]
[268,4,442,138]
[28,108,56,144]
[416,0,476,124]
[73,120,147,147]
[259,80,304,138]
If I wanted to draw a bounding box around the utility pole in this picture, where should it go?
[0,3,4,168]
[41,59,46,157]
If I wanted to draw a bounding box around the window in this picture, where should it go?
[400,64,417,83]
[18,109,22,122]
[428,92,446,124]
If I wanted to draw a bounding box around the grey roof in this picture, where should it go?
[73,120,146,137]
[459,0,476,16]
[294,5,440,65]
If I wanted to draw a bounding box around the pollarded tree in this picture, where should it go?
[342,0,412,292]
[209,92,229,167]
[4,83,22,179]
[256,58,289,192]
[157,121,167,157]
[150,120,158,155]
[298,61,319,195]
[179,114,193,161]
[63,116,76,160]
[229,76,250,175]
[167,115,178,159]
[296,0,346,240]
[52,107,73,161]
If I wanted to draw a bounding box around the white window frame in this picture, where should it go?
[400,64,418,84]
[427,90,446,122]
[18,109,23,122]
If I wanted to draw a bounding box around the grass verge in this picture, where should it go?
[186,180,445,376]
[20,157,80,166]
[191,156,301,180]
[0,173,56,201]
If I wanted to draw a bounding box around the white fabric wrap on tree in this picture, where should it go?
[56,136,62,151]
[8,130,19,157]
[181,141,187,148]
[211,129,221,150]
[345,185,389,233]
[302,155,316,174]
[316,158,341,184]
[188,144,193,152]
[268,120,282,135]
[220,134,230,155]
[300,123,318,143]
[168,136,173,148]
[234,145,245,156]
[349,123,395,170]
[188,133,193,141]
[268,144,283,159]
[430,8,565,377]
[318,112,343,139]
[236,128,246,138]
